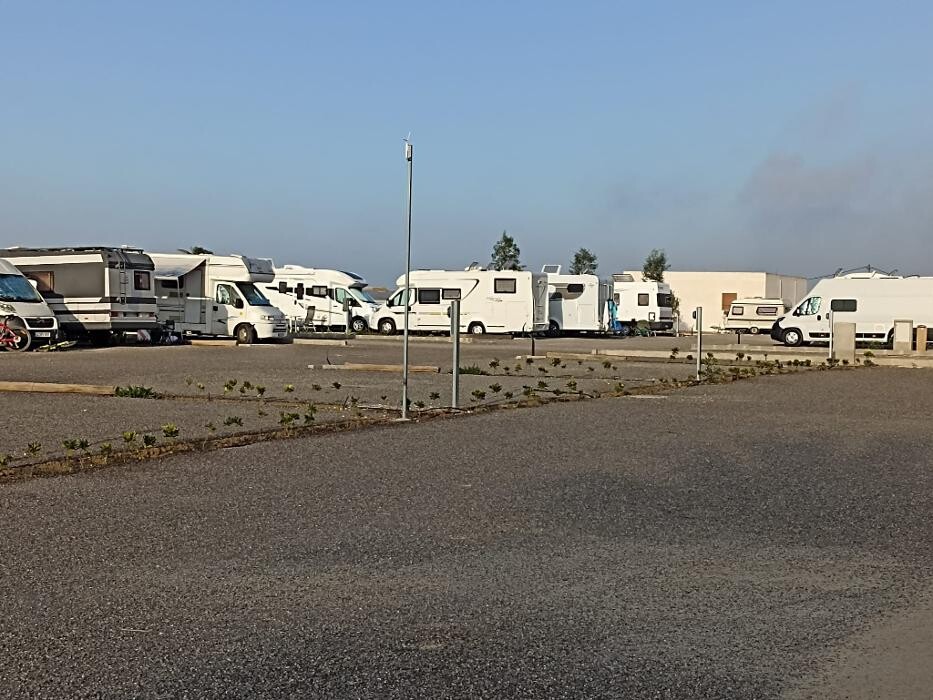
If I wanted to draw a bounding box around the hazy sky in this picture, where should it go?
[3,1,933,283]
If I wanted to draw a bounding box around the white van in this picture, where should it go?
[771,273,933,346]
[151,253,289,344]
[0,258,59,350]
[545,269,605,335]
[723,298,788,334]
[263,266,379,333]
[372,268,549,335]
[608,274,674,333]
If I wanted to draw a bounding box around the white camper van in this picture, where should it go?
[151,253,288,344]
[0,258,59,350]
[372,268,549,335]
[0,246,159,341]
[723,298,788,334]
[544,267,605,335]
[263,266,379,333]
[771,273,933,347]
[608,274,674,333]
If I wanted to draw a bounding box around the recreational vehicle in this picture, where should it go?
[0,258,59,350]
[608,274,674,333]
[0,246,159,341]
[150,253,288,343]
[723,298,788,334]
[544,268,605,335]
[372,268,549,335]
[263,266,379,333]
[771,273,933,346]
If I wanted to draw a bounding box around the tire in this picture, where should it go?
[782,328,803,347]
[468,322,486,336]
[235,323,256,345]
[89,330,113,346]
[618,325,632,337]
[378,318,396,335]
[749,326,760,335]
[547,320,561,338]
[350,316,368,333]
[5,320,31,352]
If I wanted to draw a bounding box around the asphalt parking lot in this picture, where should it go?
[2,367,932,698]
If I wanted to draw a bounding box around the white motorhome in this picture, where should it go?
[608,274,674,333]
[0,246,159,342]
[263,266,379,333]
[544,267,605,335]
[771,273,933,347]
[372,268,549,335]
[0,258,59,350]
[723,298,788,334]
[150,253,288,344]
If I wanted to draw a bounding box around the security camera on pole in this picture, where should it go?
[401,134,413,420]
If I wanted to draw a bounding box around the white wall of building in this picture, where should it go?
[622,271,809,332]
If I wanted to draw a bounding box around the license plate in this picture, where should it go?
[35,331,51,338]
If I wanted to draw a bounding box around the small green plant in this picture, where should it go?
[522,386,534,397]
[255,385,266,397]
[331,381,342,390]
[77,438,90,453]
[864,350,875,358]
[205,422,216,433]
[566,379,578,391]
[27,441,42,456]
[429,392,440,400]
[615,382,625,392]
[551,357,562,367]
[99,442,113,456]
[62,439,80,455]
[279,411,299,427]
[196,382,205,391]
[0,454,12,467]
[488,383,502,394]
[284,384,295,393]
[239,385,247,394]
[303,403,317,424]
[537,380,549,389]
[471,389,487,401]
[460,364,487,375]
[223,416,243,427]
[736,352,745,361]
[842,359,850,366]
[525,357,534,365]
[503,391,514,399]
[670,347,680,358]
[489,359,500,369]
[538,366,548,374]
[161,423,180,439]
[122,431,137,444]
[577,359,583,365]
[602,360,612,369]
[242,380,253,390]
[185,376,194,386]
[142,434,157,448]
[413,400,425,409]
[114,385,157,399]
[686,354,694,361]
[379,394,387,402]
[312,384,322,391]
[587,366,595,372]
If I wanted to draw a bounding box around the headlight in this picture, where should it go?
[261,314,278,321]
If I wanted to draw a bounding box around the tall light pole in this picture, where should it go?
[401,136,413,419]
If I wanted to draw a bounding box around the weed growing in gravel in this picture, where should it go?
[670,347,680,359]
[587,366,595,372]
[503,391,514,400]
[27,441,42,456]
[223,416,243,427]
[460,365,487,375]
[537,380,549,389]
[161,424,179,439]
[279,412,300,427]
[99,443,112,457]
[332,381,342,390]
[284,384,295,393]
[303,404,317,424]
[0,454,12,467]
[255,385,266,397]
[205,422,216,433]
[115,385,158,399]
[61,439,79,456]
[379,394,387,402]
[489,359,500,370]
[602,360,612,369]
[142,434,157,448]
[471,389,486,401]
[566,380,578,392]
[429,392,440,400]
[414,401,425,409]
[122,431,137,444]
[525,358,534,365]
[550,357,562,367]
[488,383,502,394]
[312,384,322,391]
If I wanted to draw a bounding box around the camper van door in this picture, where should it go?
[793,295,830,340]
[213,283,239,335]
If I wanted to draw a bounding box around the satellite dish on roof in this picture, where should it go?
[541,264,561,274]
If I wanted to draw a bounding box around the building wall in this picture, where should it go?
[623,271,809,332]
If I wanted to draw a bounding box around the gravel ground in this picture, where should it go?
[1,368,931,698]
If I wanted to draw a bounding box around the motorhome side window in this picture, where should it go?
[638,293,649,306]
[494,278,516,294]
[216,284,237,305]
[134,271,151,290]
[389,289,413,307]
[311,285,328,298]
[418,289,441,304]
[442,288,461,300]
[731,305,744,315]
[567,284,584,294]
[756,306,779,316]
[796,297,822,315]
[28,272,54,293]
[658,294,671,307]
[830,299,857,312]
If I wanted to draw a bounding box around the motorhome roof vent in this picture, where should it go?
[541,264,561,274]
[611,273,635,282]
[465,262,486,271]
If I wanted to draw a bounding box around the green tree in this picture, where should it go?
[642,249,670,282]
[490,231,523,271]
[569,248,598,275]
[177,245,214,255]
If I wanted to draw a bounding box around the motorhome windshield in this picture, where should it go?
[349,287,376,305]
[0,274,44,303]
[235,282,272,306]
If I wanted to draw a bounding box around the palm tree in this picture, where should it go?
[177,245,214,255]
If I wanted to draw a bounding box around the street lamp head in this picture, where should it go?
[403,132,413,161]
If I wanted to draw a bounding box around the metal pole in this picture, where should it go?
[696,307,703,381]
[828,310,834,360]
[401,139,413,419]
[451,299,460,408]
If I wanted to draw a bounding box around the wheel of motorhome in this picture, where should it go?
[547,320,561,337]
[4,319,31,351]
[235,323,256,345]
[468,322,486,335]
[378,318,396,335]
[351,316,368,333]
[782,328,803,347]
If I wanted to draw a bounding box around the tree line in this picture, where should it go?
[489,230,670,282]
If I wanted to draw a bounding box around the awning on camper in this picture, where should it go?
[153,258,205,280]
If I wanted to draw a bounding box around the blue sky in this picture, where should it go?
[3,1,933,283]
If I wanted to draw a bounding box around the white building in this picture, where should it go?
[623,270,809,332]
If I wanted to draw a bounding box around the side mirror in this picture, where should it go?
[234,298,244,309]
